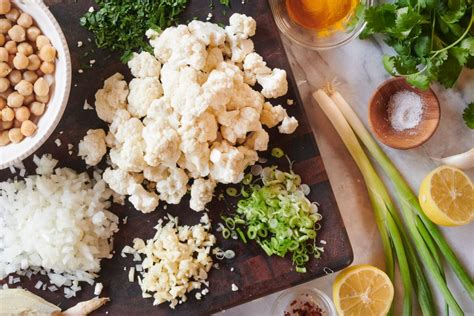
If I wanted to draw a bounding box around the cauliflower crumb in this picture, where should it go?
[78,129,107,166]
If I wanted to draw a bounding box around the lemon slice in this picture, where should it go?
[419,166,474,226]
[333,264,394,316]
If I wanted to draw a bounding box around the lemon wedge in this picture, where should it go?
[419,166,473,226]
[333,264,394,316]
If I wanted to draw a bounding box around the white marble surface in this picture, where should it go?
[221,32,474,316]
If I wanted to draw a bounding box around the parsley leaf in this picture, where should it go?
[463,103,474,129]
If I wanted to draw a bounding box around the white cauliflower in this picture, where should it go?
[145,97,180,129]
[278,116,299,134]
[155,167,189,204]
[209,141,258,183]
[244,128,269,151]
[143,121,181,167]
[203,47,224,73]
[110,140,147,173]
[190,178,216,212]
[95,73,129,123]
[78,129,107,166]
[260,102,287,128]
[150,25,190,63]
[128,183,159,213]
[243,52,271,86]
[127,77,163,118]
[128,52,161,78]
[226,34,254,63]
[103,168,138,195]
[179,112,218,143]
[224,14,257,63]
[257,68,288,99]
[143,165,168,183]
[178,138,210,178]
[219,107,261,143]
[188,20,226,46]
[227,81,264,112]
[227,13,257,38]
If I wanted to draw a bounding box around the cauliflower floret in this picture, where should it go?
[110,140,147,173]
[143,121,181,167]
[260,102,287,128]
[103,167,138,195]
[188,20,226,46]
[127,77,163,118]
[179,112,218,143]
[227,13,257,38]
[190,178,216,212]
[244,128,269,151]
[78,129,107,166]
[219,107,261,143]
[227,81,264,112]
[113,116,144,144]
[95,73,129,123]
[172,33,208,70]
[203,47,224,73]
[143,165,168,182]
[155,167,189,204]
[209,141,258,183]
[168,67,208,117]
[225,33,254,63]
[201,63,239,110]
[150,25,190,62]
[179,138,211,178]
[257,68,288,99]
[278,116,299,134]
[128,52,161,78]
[243,52,271,86]
[128,183,159,213]
[145,97,180,129]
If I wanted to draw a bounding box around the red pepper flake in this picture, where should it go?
[284,299,324,316]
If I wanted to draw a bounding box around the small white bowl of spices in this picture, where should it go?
[0,0,71,169]
[368,77,440,150]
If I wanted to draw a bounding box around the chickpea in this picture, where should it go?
[20,119,36,137]
[1,106,14,121]
[27,54,40,71]
[0,62,11,77]
[0,47,7,63]
[23,94,34,105]
[29,101,44,116]
[0,0,11,15]
[23,70,38,83]
[17,42,33,56]
[39,45,56,62]
[36,35,50,50]
[17,13,33,29]
[0,78,8,93]
[5,8,19,22]
[8,127,23,143]
[7,91,23,108]
[33,78,49,97]
[14,106,29,121]
[8,69,21,84]
[0,130,9,146]
[0,97,5,109]
[26,26,41,42]
[15,80,33,96]
[8,25,25,42]
[1,119,12,129]
[13,53,29,70]
[0,33,4,46]
[0,19,11,34]
[4,40,16,54]
[35,94,48,103]
[40,61,55,74]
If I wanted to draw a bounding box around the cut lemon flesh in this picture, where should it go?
[333,264,394,316]
[419,166,473,226]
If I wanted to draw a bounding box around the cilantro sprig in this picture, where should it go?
[80,0,189,62]
[361,1,474,90]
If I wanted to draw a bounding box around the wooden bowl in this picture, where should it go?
[368,77,440,150]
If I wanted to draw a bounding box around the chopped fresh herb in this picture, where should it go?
[80,0,189,62]
[222,167,323,272]
[220,0,230,6]
[361,0,474,90]
[463,103,474,129]
[271,147,285,158]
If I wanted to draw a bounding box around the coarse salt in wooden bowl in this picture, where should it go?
[368,77,440,150]
[0,1,71,169]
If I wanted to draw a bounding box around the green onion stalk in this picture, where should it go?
[314,87,473,316]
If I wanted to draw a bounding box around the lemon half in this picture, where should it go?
[333,264,394,316]
[419,166,474,226]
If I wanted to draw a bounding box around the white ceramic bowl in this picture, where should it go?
[0,0,71,169]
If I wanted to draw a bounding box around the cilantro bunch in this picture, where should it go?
[80,0,189,62]
[361,0,474,90]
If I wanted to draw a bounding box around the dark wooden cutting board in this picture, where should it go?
[0,0,353,315]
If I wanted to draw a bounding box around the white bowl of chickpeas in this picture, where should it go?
[0,0,71,169]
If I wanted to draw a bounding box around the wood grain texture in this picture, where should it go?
[369,77,440,150]
[0,1,353,315]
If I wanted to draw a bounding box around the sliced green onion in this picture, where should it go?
[226,187,238,197]
[296,267,307,273]
[222,228,231,239]
[243,173,253,185]
[271,147,285,158]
